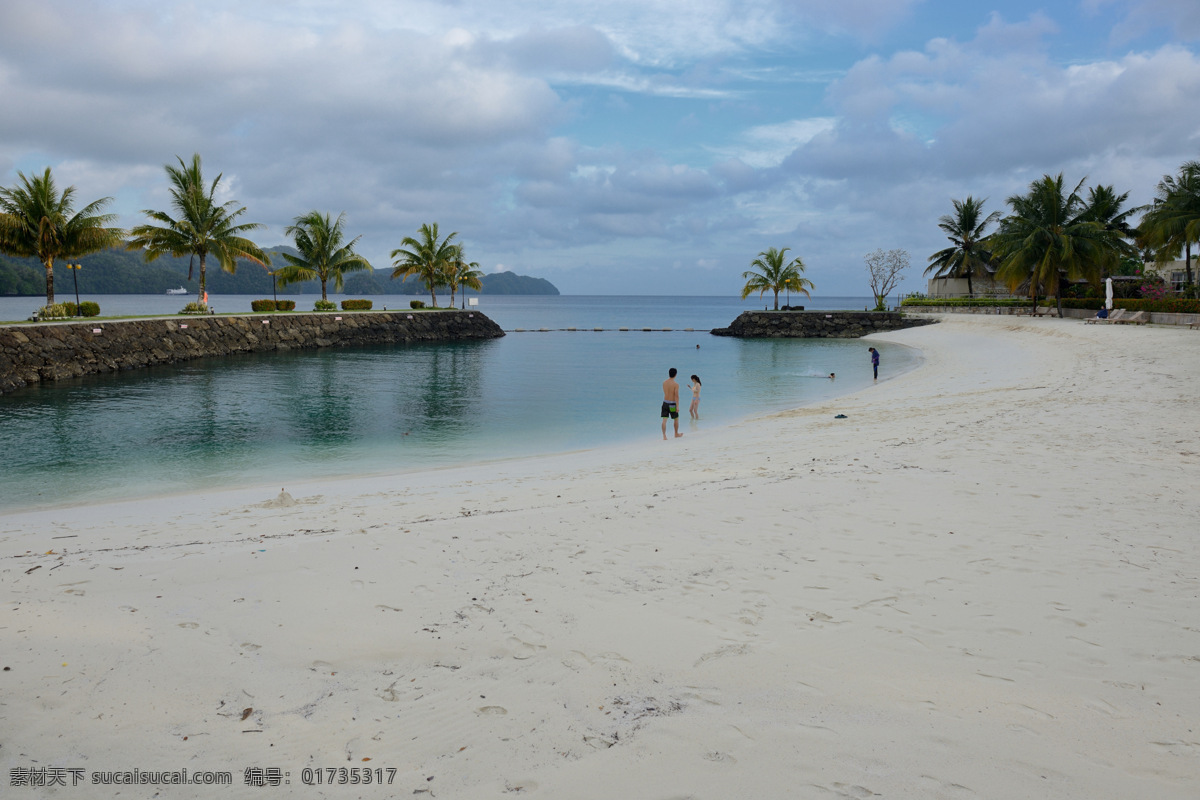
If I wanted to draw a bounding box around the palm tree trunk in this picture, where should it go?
[1056,274,1064,318]
[773,290,779,310]
[197,253,207,305]
[966,268,974,298]
[43,257,55,306]
[1186,241,1194,288]
[321,279,328,303]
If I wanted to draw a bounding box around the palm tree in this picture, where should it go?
[925,197,1000,298]
[989,174,1124,317]
[127,153,270,305]
[0,167,124,306]
[274,211,372,302]
[390,223,459,307]
[1139,161,1200,289]
[1083,184,1138,240]
[446,246,484,308]
[740,247,815,310]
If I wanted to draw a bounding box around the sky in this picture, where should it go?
[1,1,1198,296]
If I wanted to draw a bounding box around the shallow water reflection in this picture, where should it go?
[0,331,916,510]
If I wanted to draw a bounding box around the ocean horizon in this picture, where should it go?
[0,293,891,326]
[0,295,918,511]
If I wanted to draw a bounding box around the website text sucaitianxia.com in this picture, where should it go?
[10,766,399,787]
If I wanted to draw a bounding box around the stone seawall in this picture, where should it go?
[0,310,505,394]
[711,310,937,338]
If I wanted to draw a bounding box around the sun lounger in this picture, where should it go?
[1033,306,1054,317]
[1086,309,1119,324]
[1114,310,1147,325]
[1086,309,1126,324]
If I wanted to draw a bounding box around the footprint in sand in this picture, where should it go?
[177,622,199,629]
[503,780,538,793]
[583,734,616,749]
[240,643,261,651]
[826,783,880,798]
[507,637,546,660]
[476,706,508,716]
[695,643,750,666]
[703,751,738,763]
[737,608,763,626]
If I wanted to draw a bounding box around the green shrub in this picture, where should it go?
[901,298,1032,307]
[341,299,373,310]
[409,300,425,309]
[251,299,277,312]
[275,300,296,311]
[78,301,100,317]
[180,302,209,315]
[314,300,337,311]
[1058,298,1103,310]
[38,303,69,319]
[1116,297,1200,314]
[61,301,78,316]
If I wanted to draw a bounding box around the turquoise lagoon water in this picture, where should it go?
[0,296,918,510]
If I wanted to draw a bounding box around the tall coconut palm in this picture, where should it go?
[1083,185,1138,240]
[446,246,484,308]
[0,167,124,306]
[274,211,372,302]
[1139,160,1200,289]
[990,174,1124,317]
[925,196,1001,298]
[391,223,459,307]
[127,153,270,305]
[740,246,815,310]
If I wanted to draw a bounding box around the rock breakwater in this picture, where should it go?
[711,310,936,338]
[0,310,504,394]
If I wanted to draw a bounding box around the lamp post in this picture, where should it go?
[66,263,82,315]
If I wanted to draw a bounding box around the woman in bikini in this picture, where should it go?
[688,375,701,419]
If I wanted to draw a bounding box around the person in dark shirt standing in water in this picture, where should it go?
[869,347,879,380]
[662,368,683,439]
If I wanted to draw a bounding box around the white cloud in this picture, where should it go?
[713,118,838,168]
[1085,0,1200,41]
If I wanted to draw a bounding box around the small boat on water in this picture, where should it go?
[166,287,188,295]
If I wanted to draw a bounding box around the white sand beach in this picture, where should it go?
[2,314,1198,799]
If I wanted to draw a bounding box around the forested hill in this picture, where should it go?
[0,247,559,296]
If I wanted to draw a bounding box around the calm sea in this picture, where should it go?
[0,295,917,511]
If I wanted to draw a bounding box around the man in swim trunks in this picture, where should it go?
[662,367,683,439]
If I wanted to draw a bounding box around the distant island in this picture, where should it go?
[0,246,559,297]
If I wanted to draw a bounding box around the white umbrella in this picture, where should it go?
[1105,277,1114,311]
